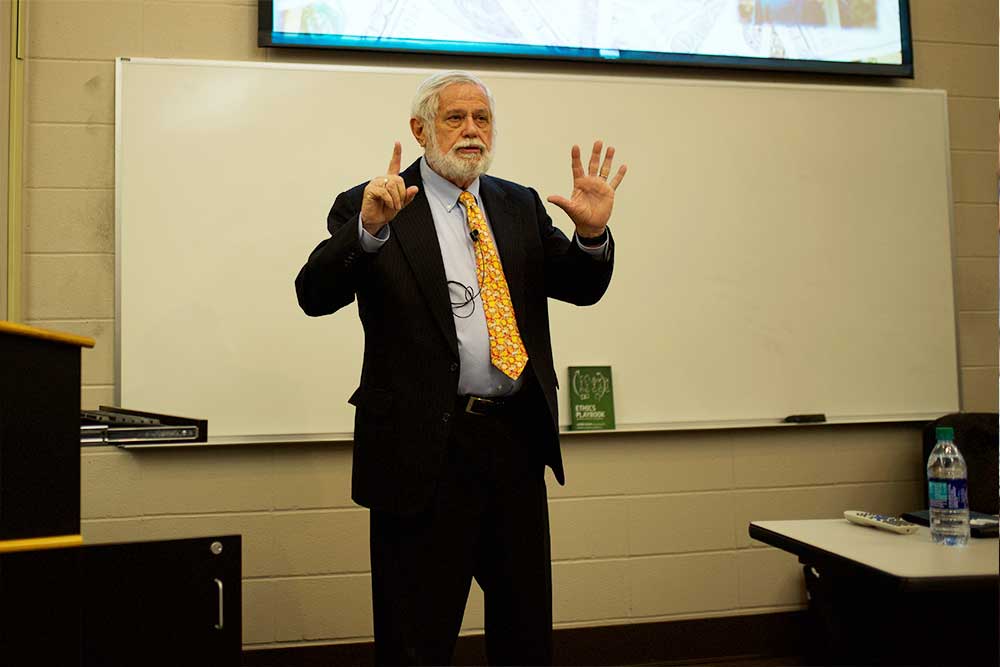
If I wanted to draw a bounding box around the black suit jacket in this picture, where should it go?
[296,160,614,514]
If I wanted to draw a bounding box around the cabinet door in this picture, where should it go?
[80,535,242,667]
[1,535,242,667]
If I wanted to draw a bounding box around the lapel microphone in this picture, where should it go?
[469,229,480,243]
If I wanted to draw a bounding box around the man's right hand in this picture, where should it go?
[361,142,419,235]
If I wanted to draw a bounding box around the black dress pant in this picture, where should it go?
[369,391,553,666]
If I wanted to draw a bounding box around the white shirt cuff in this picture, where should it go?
[574,232,609,261]
[358,216,390,253]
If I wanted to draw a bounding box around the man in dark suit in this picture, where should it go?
[295,71,626,665]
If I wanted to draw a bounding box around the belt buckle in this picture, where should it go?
[465,396,496,416]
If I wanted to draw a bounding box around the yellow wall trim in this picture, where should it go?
[4,0,22,321]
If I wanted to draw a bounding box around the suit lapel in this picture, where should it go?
[479,175,527,320]
[391,161,459,359]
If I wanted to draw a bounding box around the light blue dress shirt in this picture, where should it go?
[359,157,607,397]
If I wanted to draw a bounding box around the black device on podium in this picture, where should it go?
[80,405,208,445]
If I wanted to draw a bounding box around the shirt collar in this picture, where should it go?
[420,156,481,213]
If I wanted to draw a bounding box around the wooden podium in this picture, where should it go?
[0,322,243,666]
[0,321,94,550]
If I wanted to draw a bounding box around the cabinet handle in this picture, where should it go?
[214,578,224,630]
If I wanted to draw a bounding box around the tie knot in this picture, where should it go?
[459,191,476,208]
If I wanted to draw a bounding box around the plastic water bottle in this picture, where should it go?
[926,426,969,546]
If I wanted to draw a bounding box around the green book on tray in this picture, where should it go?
[568,366,615,430]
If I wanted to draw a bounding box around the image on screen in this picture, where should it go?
[260,1,912,77]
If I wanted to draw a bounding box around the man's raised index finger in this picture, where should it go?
[388,141,402,175]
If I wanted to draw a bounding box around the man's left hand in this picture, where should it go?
[547,141,627,239]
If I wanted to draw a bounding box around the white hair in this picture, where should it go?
[410,71,497,128]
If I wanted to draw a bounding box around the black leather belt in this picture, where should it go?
[459,394,515,416]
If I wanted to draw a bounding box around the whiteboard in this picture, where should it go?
[115,58,959,438]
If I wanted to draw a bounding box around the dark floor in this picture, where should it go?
[646,657,803,667]
[243,611,809,667]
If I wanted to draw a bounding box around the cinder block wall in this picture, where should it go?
[18,0,998,650]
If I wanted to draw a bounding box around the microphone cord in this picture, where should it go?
[449,229,486,319]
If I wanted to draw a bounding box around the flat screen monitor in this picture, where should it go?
[258,1,913,77]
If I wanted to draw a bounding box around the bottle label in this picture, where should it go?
[928,478,968,510]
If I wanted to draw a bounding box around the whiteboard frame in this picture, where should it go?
[113,57,962,440]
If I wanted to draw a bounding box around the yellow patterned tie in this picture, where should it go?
[459,191,528,380]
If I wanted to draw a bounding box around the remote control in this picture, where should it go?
[843,511,919,534]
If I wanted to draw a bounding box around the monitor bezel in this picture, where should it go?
[257,0,914,79]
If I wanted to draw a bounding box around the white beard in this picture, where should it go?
[424,129,494,187]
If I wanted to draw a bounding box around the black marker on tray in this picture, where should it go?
[783,413,827,424]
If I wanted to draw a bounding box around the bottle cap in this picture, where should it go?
[935,426,954,441]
